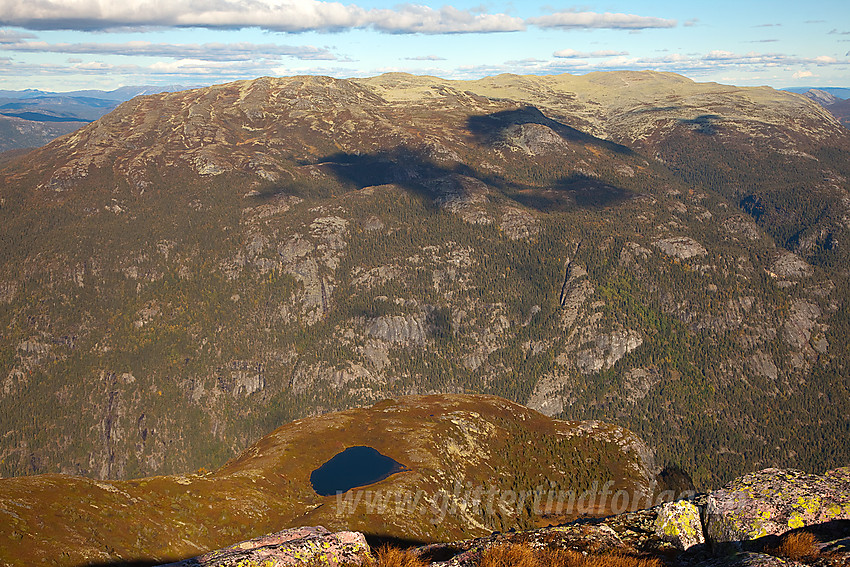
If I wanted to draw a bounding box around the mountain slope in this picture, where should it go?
[0,114,86,152]
[0,394,655,566]
[1,72,849,489]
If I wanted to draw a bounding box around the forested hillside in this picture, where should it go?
[1,72,848,489]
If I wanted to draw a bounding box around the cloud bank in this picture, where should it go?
[553,49,629,59]
[0,39,337,60]
[459,49,850,80]
[0,1,675,33]
[0,0,522,33]
[528,11,676,30]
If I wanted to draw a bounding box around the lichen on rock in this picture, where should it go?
[158,526,371,567]
[655,499,705,550]
[705,467,850,551]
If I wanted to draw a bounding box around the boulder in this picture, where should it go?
[705,468,850,550]
[158,526,371,567]
[655,499,705,550]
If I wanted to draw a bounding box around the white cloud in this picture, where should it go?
[0,39,338,60]
[367,5,524,33]
[553,49,628,59]
[0,0,524,33]
[0,28,35,42]
[0,2,681,34]
[404,55,447,61]
[453,49,850,82]
[792,70,815,79]
[528,11,676,30]
[0,52,343,86]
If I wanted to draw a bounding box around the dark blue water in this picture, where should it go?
[310,446,407,496]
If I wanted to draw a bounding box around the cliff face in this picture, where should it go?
[1,72,849,487]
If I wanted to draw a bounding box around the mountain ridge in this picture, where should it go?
[1,70,849,489]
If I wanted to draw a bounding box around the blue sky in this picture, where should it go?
[0,0,848,91]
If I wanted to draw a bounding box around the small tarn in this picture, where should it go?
[310,446,408,496]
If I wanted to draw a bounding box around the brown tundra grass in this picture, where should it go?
[478,543,662,567]
[361,545,429,567]
[341,542,663,567]
[769,531,820,561]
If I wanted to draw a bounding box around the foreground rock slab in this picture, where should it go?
[705,468,850,549]
[158,526,371,567]
[159,467,850,567]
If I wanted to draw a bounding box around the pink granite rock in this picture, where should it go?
[705,468,850,550]
[159,526,371,567]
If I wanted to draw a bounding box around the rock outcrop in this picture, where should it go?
[414,467,850,567]
[159,527,370,567]
[3,463,849,567]
[693,552,807,567]
[653,236,708,260]
[705,468,850,550]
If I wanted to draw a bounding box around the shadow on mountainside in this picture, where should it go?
[465,106,634,156]
[263,106,641,213]
[307,146,634,214]
[314,147,467,205]
[510,173,633,211]
[678,114,722,135]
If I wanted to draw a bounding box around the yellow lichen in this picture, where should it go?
[747,525,768,539]
[787,513,805,529]
[795,495,821,516]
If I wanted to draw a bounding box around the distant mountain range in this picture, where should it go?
[0,85,192,102]
[782,86,850,99]
[800,89,850,129]
[0,85,190,152]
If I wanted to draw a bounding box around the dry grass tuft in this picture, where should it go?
[362,544,429,567]
[478,543,543,567]
[341,543,664,567]
[573,553,663,567]
[769,531,820,561]
[478,543,662,567]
